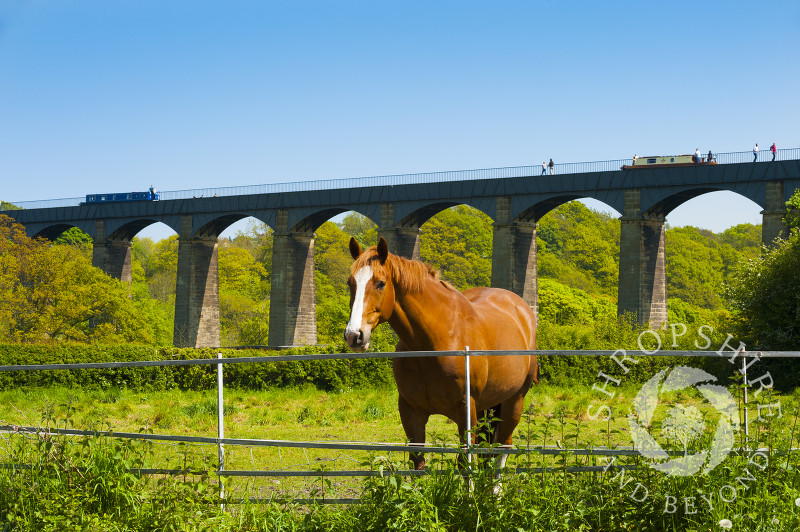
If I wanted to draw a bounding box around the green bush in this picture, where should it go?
[0,343,394,393]
[1,322,789,392]
[536,315,748,387]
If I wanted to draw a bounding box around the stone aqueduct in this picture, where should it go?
[6,156,800,348]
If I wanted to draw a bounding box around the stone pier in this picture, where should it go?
[379,203,420,259]
[91,220,132,283]
[762,181,788,247]
[617,190,667,328]
[173,216,221,348]
[268,210,317,347]
[490,197,538,318]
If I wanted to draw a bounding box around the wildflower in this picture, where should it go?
[718,519,733,529]
[796,497,800,507]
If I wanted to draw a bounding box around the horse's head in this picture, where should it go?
[344,237,395,351]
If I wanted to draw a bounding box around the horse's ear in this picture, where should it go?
[349,237,363,260]
[377,237,389,264]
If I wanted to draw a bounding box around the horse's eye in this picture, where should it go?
[375,280,386,290]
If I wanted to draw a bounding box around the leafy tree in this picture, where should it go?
[314,221,354,295]
[218,241,269,300]
[719,223,762,258]
[147,235,179,276]
[538,278,615,326]
[340,211,377,249]
[313,221,365,346]
[665,227,726,309]
[725,229,800,350]
[226,218,267,259]
[138,235,178,303]
[0,215,155,343]
[54,227,93,248]
[219,292,269,346]
[315,270,351,346]
[537,202,620,297]
[217,240,270,346]
[132,237,157,278]
[665,225,761,310]
[784,188,800,231]
[420,205,493,291]
[129,295,173,345]
[237,219,274,271]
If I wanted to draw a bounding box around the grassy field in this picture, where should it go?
[1,381,797,503]
[1,381,799,530]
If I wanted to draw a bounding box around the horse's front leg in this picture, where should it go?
[398,395,429,470]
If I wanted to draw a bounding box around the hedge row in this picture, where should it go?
[0,344,794,392]
[539,352,799,391]
[0,344,394,392]
[538,353,738,387]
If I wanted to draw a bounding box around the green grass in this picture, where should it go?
[1,383,799,530]
[2,383,797,461]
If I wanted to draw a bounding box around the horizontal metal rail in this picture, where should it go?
[0,460,649,477]
[4,147,798,210]
[0,462,641,476]
[2,424,793,459]
[0,349,797,373]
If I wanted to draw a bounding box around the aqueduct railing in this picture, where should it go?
[4,147,799,211]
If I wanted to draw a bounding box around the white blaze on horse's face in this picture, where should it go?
[345,265,373,351]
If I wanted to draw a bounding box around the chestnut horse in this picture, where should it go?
[344,237,538,470]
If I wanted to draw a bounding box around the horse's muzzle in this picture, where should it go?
[344,327,369,352]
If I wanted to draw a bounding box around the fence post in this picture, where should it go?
[464,346,471,465]
[742,354,749,443]
[217,352,225,508]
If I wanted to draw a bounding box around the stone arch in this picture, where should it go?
[512,194,622,223]
[193,213,256,238]
[394,200,490,228]
[662,190,763,229]
[380,200,493,261]
[101,218,181,240]
[641,184,784,247]
[30,223,82,241]
[641,185,765,220]
[288,208,360,234]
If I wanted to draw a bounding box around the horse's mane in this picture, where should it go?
[351,246,457,294]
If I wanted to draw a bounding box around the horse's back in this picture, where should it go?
[461,287,536,350]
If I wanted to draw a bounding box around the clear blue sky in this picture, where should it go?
[1,1,798,239]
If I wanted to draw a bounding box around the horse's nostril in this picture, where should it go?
[344,329,362,346]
